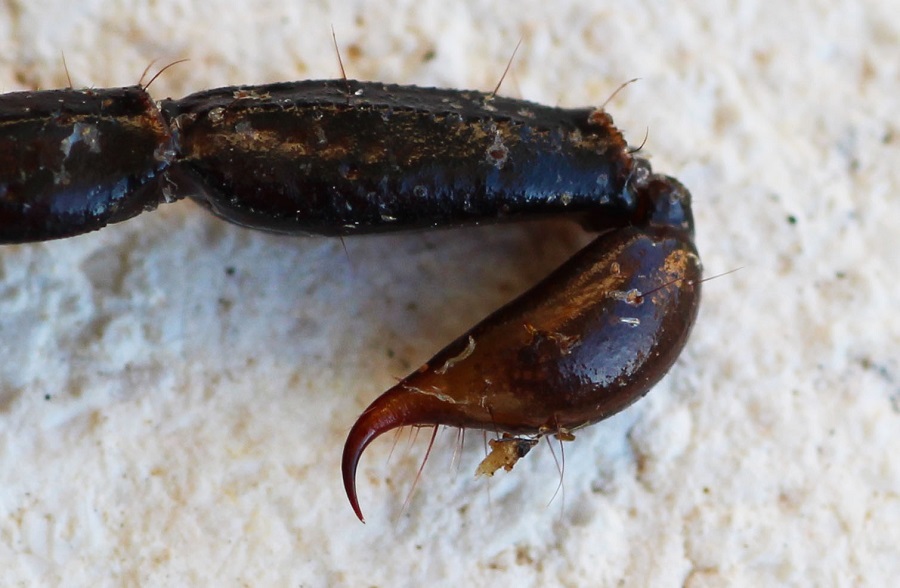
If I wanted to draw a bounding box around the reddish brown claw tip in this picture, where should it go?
[342,400,393,523]
[342,428,369,523]
[342,387,449,522]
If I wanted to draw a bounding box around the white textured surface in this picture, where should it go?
[1,0,898,585]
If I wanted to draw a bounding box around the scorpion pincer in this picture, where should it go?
[0,78,701,522]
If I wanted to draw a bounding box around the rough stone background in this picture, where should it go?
[0,0,897,585]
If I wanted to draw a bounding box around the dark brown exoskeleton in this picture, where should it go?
[0,79,701,521]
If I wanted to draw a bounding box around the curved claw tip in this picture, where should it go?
[342,384,454,522]
[342,424,369,523]
[342,388,417,523]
